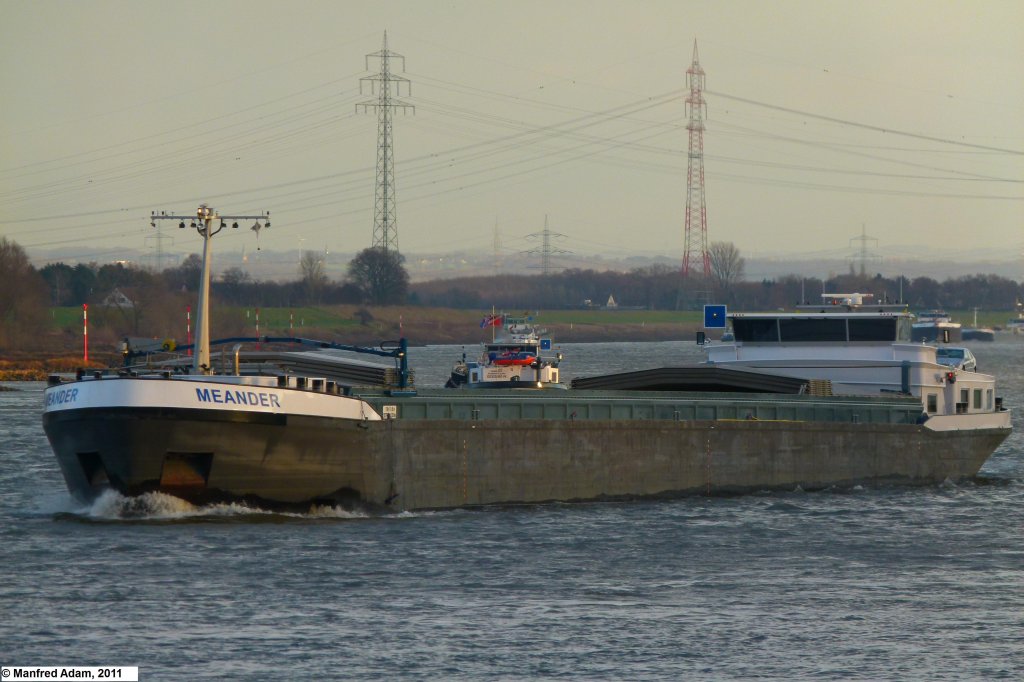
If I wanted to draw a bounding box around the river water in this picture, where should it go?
[2,340,1022,680]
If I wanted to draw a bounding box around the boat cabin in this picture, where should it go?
[705,299,1000,421]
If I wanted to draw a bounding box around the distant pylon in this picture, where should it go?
[493,219,504,273]
[144,214,175,271]
[524,215,570,276]
[849,224,880,277]
[357,31,414,253]
[682,40,710,282]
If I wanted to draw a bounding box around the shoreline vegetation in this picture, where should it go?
[2,305,1019,381]
[3,306,702,380]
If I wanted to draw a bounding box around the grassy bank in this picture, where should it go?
[43,305,703,345]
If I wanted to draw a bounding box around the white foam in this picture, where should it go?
[87,489,197,519]
[72,489,382,521]
[304,504,370,519]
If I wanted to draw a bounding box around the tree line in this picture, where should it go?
[1,235,1021,353]
[0,239,410,351]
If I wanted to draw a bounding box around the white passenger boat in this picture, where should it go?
[704,294,1008,432]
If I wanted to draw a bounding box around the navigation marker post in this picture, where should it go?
[83,303,89,364]
[699,304,727,345]
[151,205,270,375]
[703,304,727,329]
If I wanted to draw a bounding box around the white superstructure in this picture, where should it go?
[706,296,1009,431]
[448,315,564,389]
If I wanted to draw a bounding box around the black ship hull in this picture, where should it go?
[43,387,1011,511]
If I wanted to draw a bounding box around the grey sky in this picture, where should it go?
[1,0,1021,266]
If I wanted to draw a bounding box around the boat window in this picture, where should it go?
[973,389,982,410]
[779,318,847,342]
[926,393,937,413]
[960,388,969,405]
[732,318,779,342]
[848,317,898,342]
[986,389,993,410]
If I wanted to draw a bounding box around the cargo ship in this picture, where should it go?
[911,310,963,343]
[40,209,1013,511]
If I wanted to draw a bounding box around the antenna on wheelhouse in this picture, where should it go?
[151,205,270,374]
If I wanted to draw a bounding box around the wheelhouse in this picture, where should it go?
[729,313,913,344]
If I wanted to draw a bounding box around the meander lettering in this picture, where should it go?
[195,387,281,408]
[45,387,79,407]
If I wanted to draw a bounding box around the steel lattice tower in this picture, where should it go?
[525,215,570,276]
[357,32,413,252]
[682,40,710,281]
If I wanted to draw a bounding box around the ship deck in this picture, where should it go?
[353,387,923,425]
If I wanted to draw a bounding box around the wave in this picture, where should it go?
[54,489,377,522]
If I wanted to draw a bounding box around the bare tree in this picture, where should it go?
[0,238,49,349]
[300,251,328,304]
[708,241,745,295]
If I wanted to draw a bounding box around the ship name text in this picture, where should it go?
[45,388,79,407]
[195,387,281,408]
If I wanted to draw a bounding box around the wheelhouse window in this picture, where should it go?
[732,314,912,343]
[926,393,937,413]
[973,389,982,410]
[779,318,847,342]
[848,317,898,342]
[732,318,779,342]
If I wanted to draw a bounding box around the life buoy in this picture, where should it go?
[493,351,535,366]
[494,357,534,366]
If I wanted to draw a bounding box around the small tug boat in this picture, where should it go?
[446,315,565,389]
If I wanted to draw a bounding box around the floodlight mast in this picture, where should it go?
[150,205,270,374]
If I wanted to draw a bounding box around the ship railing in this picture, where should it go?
[122,336,413,389]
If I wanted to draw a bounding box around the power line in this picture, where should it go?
[707,89,1024,155]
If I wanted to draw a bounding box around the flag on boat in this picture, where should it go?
[481,313,503,328]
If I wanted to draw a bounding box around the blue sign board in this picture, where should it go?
[540,338,552,351]
[703,304,727,329]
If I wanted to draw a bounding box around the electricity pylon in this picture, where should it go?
[357,31,414,253]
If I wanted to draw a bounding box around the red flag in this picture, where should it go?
[480,314,503,328]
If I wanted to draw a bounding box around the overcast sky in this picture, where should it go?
[2,0,1021,267]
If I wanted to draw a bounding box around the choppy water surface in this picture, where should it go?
[2,341,1022,680]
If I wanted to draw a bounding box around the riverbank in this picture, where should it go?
[1,311,701,379]
[0,355,120,382]
[10,306,702,368]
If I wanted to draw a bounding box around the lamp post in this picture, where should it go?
[151,205,269,374]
